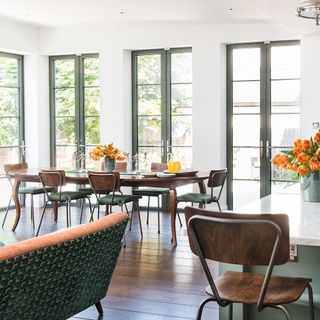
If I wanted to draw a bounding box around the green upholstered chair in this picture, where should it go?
[88,171,143,238]
[0,212,129,320]
[2,163,51,229]
[132,162,182,234]
[176,169,227,211]
[36,170,93,236]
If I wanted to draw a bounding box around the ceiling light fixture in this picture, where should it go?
[297,0,320,25]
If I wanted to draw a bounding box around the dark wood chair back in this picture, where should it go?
[88,171,121,193]
[185,207,289,266]
[151,163,168,172]
[207,169,227,200]
[39,170,67,188]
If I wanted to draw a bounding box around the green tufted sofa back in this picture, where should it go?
[0,212,128,320]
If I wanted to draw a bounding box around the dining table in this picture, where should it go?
[8,167,209,246]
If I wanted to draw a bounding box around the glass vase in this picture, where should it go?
[104,157,115,172]
[300,171,320,202]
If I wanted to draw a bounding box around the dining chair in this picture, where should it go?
[184,206,314,320]
[36,170,93,236]
[132,162,182,234]
[2,163,50,229]
[176,169,227,211]
[88,171,143,238]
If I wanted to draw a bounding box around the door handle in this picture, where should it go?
[260,140,264,158]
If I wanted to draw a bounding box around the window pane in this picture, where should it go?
[85,87,100,116]
[271,80,300,113]
[171,147,192,169]
[54,59,75,88]
[0,87,19,116]
[84,58,99,86]
[0,56,18,87]
[233,81,260,113]
[271,45,300,79]
[233,115,260,147]
[137,147,162,170]
[172,84,192,114]
[0,147,19,174]
[85,117,100,145]
[233,48,260,81]
[233,180,260,209]
[0,178,12,207]
[271,114,300,147]
[137,55,161,85]
[172,116,192,146]
[138,85,161,115]
[55,88,75,116]
[233,148,260,180]
[171,52,192,83]
[55,117,75,144]
[138,116,161,146]
[0,118,19,145]
[56,145,77,168]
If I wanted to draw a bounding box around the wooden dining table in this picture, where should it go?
[8,167,209,246]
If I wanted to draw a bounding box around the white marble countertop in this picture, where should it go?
[236,193,320,247]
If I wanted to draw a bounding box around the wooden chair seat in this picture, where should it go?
[207,271,311,306]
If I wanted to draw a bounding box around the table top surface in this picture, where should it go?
[237,192,320,247]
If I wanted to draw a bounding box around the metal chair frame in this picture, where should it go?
[36,170,93,237]
[188,215,315,320]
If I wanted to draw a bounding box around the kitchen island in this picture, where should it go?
[220,193,320,320]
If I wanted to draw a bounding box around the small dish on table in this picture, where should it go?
[156,172,176,178]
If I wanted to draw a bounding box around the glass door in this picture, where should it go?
[132,48,193,169]
[227,42,300,209]
[50,54,100,168]
[0,53,24,208]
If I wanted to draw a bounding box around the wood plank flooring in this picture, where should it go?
[0,203,219,320]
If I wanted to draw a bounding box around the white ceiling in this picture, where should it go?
[0,0,273,27]
[0,0,319,35]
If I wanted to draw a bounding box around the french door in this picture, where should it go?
[227,41,300,209]
[50,54,100,168]
[0,52,24,208]
[132,48,192,170]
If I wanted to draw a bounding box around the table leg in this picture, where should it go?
[11,178,21,231]
[198,181,206,209]
[170,188,177,246]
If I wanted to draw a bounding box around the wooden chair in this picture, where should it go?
[2,163,50,229]
[184,207,314,320]
[176,169,227,211]
[132,162,182,233]
[36,170,93,236]
[88,171,143,238]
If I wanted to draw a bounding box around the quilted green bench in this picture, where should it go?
[0,212,128,320]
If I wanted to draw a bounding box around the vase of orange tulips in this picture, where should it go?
[91,143,127,171]
[271,131,320,202]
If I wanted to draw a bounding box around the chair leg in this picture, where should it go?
[307,283,315,320]
[128,203,133,231]
[68,202,72,227]
[30,195,35,229]
[217,201,222,212]
[135,200,143,238]
[66,203,69,227]
[157,195,160,234]
[146,196,150,225]
[177,211,183,227]
[87,197,94,222]
[95,301,103,315]
[79,198,85,224]
[36,201,48,237]
[228,303,233,320]
[196,297,216,320]
[2,196,12,227]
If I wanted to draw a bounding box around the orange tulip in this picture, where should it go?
[293,147,302,157]
[302,139,312,151]
[316,148,320,158]
[314,132,320,144]
[294,139,302,148]
[297,152,310,163]
[297,165,309,176]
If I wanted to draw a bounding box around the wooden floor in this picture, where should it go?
[0,203,219,320]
